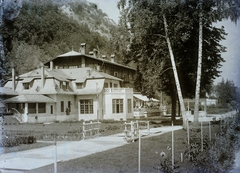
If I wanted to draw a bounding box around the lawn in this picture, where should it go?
[2,115,237,173]
[24,123,221,173]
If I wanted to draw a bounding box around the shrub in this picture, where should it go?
[0,135,36,147]
[183,115,240,172]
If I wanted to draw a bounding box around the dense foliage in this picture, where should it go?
[118,0,240,121]
[1,0,120,82]
[183,115,240,173]
[214,79,239,109]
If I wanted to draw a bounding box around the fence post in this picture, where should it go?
[147,121,150,136]
[172,121,174,170]
[97,121,100,137]
[201,116,203,152]
[138,129,141,173]
[209,120,211,141]
[131,121,134,142]
[124,122,127,140]
[136,120,139,133]
[54,134,57,173]
[83,122,85,140]
[90,121,93,138]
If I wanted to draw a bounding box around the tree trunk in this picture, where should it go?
[178,97,181,117]
[171,87,177,125]
[194,0,203,123]
[163,14,186,128]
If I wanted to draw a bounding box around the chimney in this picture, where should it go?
[93,48,98,58]
[89,51,94,56]
[79,43,86,54]
[50,61,53,70]
[111,54,115,62]
[12,67,15,90]
[96,65,100,71]
[40,63,45,88]
[81,57,85,67]
[86,69,91,76]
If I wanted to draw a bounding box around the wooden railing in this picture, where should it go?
[124,120,150,142]
[104,88,133,93]
[82,121,101,140]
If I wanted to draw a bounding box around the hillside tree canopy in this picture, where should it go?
[1,0,118,84]
[117,0,237,122]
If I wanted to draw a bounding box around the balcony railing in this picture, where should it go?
[104,88,133,93]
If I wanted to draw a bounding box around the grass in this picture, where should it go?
[2,115,236,173]
[24,124,221,173]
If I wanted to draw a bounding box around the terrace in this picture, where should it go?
[104,88,133,94]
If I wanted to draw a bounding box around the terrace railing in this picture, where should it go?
[104,88,133,94]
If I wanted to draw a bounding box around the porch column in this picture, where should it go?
[24,103,28,123]
[12,67,15,90]
[204,100,207,112]
[78,100,80,121]
[36,103,38,115]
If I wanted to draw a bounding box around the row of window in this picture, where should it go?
[78,99,132,114]
[60,101,71,113]
[23,80,69,90]
[7,99,132,115]
[28,103,46,113]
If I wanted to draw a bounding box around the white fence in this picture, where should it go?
[82,121,101,140]
[124,120,150,142]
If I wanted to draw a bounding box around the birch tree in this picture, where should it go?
[117,0,228,126]
[194,0,240,123]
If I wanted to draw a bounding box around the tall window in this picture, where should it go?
[112,99,123,113]
[68,101,71,112]
[38,103,46,113]
[127,99,132,113]
[80,100,93,114]
[28,103,36,113]
[61,101,64,112]
[51,105,53,114]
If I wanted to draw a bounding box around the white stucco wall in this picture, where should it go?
[103,88,134,120]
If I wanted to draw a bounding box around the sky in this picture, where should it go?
[88,0,240,87]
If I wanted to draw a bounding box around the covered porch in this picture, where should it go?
[3,94,56,123]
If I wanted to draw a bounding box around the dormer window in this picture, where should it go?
[60,81,63,89]
[76,82,84,89]
[114,72,118,77]
[22,78,33,90]
[23,83,30,90]
[60,81,69,90]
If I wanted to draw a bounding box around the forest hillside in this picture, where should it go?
[1,0,127,82]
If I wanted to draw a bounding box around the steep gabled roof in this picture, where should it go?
[0,87,18,95]
[57,50,82,57]
[46,69,69,81]
[58,68,123,82]
[98,72,123,81]
[47,50,136,71]
[3,94,56,103]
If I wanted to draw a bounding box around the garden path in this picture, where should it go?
[0,126,182,172]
